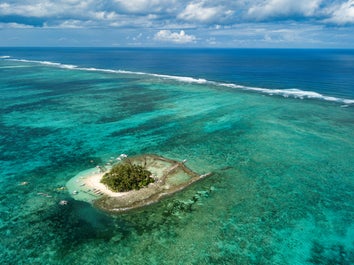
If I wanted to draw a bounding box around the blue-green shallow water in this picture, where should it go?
[0,57,354,264]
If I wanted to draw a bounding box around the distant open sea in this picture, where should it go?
[1,48,353,264]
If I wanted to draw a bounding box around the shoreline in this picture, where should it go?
[83,171,129,198]
[66,154,212,213]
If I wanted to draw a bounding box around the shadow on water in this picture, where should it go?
[309,241,354,265]
[41,199,117,256]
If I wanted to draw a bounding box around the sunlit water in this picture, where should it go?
[0,50,353,264]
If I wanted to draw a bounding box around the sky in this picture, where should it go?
[1,0,354,48]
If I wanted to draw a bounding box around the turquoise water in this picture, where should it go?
[1,53,354,264]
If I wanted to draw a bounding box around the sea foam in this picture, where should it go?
[220,84,354,105]
[6,57,354,106]
[8,59,77,69]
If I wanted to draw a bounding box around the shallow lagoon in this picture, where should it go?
[0,54,354,264]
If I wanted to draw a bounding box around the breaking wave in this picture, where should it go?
[8,59,77,69]
[6,58,354,105]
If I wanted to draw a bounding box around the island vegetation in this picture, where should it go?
[100,160,154,192]
[67,154,212,213]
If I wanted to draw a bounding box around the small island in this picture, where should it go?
[66,154,211,213]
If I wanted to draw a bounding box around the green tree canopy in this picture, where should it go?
[101,161,154,192]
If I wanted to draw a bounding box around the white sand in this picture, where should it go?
[83,171,128,197]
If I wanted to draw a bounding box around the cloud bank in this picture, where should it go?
[325,0,354,24]
[2,0,354,28]
[247,0,322,19]
[1,0,354,47]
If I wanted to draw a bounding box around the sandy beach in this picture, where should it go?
[83,171,128,198]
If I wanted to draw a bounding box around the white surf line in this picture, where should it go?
[7,57,354,105]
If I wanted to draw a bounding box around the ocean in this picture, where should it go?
[0,48,353,264]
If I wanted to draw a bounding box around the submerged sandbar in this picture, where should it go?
[66,154,211,212]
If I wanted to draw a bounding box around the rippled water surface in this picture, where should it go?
[0,49,353,264]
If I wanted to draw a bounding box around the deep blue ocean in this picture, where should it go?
[2,48,354,100]
[0,48,353,264]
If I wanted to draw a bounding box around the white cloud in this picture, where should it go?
[0,22,34,28]
[0,2,50,17]
[54,19,94,28]
[248,0,322,20]
[113,0,177,13]
[263,29,301,43]
[178,1,232,23]
[154,30,196,43]
[92,11,119,21]
[0,0,93,17]
[325,0,354,24]
[0,3,10,12]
